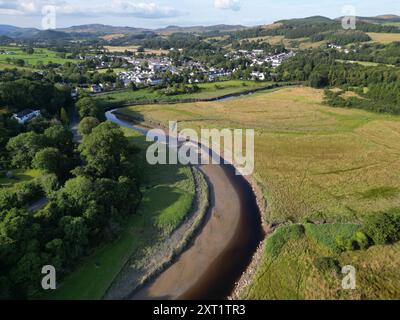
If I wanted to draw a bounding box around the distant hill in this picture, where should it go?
[335,14,400,24]
[156,24,246,34]
[0,25,39,38]
[57,24,148,35]
[276,16,336,25]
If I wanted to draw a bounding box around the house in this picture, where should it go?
[91,84,102,93]
[251,71,266,81]
[147,77,163,86]
[12,109,41,124]
[71,88,78,99]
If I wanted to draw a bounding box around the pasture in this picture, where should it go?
[0,46,78,69]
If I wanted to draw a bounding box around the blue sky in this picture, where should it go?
[0,0,399,29]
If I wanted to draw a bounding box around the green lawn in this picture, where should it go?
[95,80,273,109]
[0,169,41,190]
[38,128,195,300]
[0,46,79,69]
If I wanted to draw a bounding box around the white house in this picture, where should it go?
[91,84,102,93]
[147,77,163,86]
[12,109,41,124]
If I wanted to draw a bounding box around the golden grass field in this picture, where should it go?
[119,86,400,299]
[367,32,400,44]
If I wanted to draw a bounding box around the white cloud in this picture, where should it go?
[0,0,185,19]
[214,0,241,11]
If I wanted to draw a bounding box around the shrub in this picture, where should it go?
[314,257,341,274]
[265,224,305,258]
[362,211,400,245]
[352,231,370,250]
[304,223,360,254]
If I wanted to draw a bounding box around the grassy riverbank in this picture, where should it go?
[118,86,400,299]
[39,128,196,300]
[94,80,274,109]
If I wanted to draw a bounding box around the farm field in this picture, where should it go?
[95,80,273,109]
[38,128,195,299]
[104,45,169,55]
[367,32,400,44]
[0,46,78,69]
[118,86,400,299]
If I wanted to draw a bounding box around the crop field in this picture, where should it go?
[367,32,400,44]
[95,80,272,109]
[39,128,195,300]
[118,86,400,299]
[0,46,78,69]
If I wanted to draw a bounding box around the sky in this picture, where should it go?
[0,0,399,29]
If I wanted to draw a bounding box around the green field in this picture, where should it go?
[95,80,273,109]
[0,46,79,69]
[38,128,195,300]
[336,59,396,68]
[118,86,400,299]
[0,169,41,190]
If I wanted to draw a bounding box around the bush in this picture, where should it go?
[362,211,400,245]
[352,231,370,250]
[314,257,341,274]
[304,223,360,254]
[265,224,305,258]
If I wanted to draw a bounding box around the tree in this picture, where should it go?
[44,125,74,156]
[32,148,65,176]
[76,97,104,121]
[59,216,88,260]
[363,211,400,245]
[6,132,46,168]
[78,122,128,178]
[78,117,100,136]
[60,107,69,125]
[309,71,329,88]
[40,174,60,198]
[25,47,34,55]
